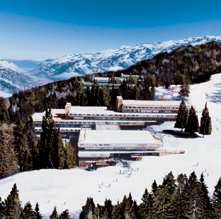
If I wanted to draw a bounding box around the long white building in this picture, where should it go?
[32,103,179,131]
[32,100,185,168]
[32,99,182,141]
[78,129,163,167]
[116,96,181,113]
[78,129,162,151]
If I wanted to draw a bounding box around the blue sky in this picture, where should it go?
[0,0,221,60]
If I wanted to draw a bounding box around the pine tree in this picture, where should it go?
[199,174,212,219]
[175,99,188,131]
[35,203,42,219]
[104,199,113,219]
[59,209,71,219]
[146,194,154,219]
[14,121,32,171]
[200,103,212,135]
[129,201,139,219]
[5,184,22,219]
[152,180,158,195]
[0,124,18,178]
[134,82,142,100]
[50,129,65,169]
[97,87,110,106]
[174,178,187,219]
[112,203,125,219]
[0,197,6,218]
[109,85,119,109]
[139,189,153,219]
[64,143,77,168]
[212,177,221,219]
[173,173,188,219]
[162,172,176,195]
[50,207,59,219]
[80,198,95,219]
[139,188,149,215]
[121,193,134,219]
[38,108,54,168]
[120,80,129,99]
[127,193,133,210]
[0,97,9,123]
[179,83,190,98]
[152,172,177,219]
[177,173,188,193]
[22,202,38,219]
[182,172,204,219]
[38,109,66,169]
[185,106,199,135]
[152,186,175,219]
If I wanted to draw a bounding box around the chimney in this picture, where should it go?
[65,102,72,116]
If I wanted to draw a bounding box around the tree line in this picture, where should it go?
[43,74,157,111]
[1,172,221,219]
[14,109,77,171]
[175,100,212,135]
[0,107,78,179]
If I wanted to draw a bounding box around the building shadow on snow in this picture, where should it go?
[162,130,200,138]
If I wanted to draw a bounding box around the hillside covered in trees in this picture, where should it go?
[8,41,221,116]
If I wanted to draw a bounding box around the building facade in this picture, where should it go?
[116,96,180,113]
[78,129,163,167]
[32,99,185,169]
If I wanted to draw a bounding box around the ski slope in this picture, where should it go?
[1,74,221,218]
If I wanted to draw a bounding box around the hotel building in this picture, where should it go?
[78,129,163,167]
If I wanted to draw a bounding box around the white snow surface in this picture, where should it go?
[1,74,221,218]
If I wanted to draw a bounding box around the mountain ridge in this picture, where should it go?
[1,35,221,96]
[33,35,221,81]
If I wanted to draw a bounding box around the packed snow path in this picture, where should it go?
[1,74,221,218]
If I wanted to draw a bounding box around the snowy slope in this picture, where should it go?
[0,74,221,218]
[33,36,221,81]
[6,59,41,71]
[0,60,46,97]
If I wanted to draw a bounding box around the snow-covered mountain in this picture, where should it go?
[6,59,41,71]
[0,60,39,96]
[33,36,221,81]
[1,35,221,97]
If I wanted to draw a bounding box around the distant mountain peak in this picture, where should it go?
[33,35,221,81]
[0,60,41,96]
[1,35,221,97]
[0,60,23,73]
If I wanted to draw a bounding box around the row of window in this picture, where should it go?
[123,106,178,110]
[122,108,177,113]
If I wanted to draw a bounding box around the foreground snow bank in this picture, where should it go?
[1,74,221,218]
